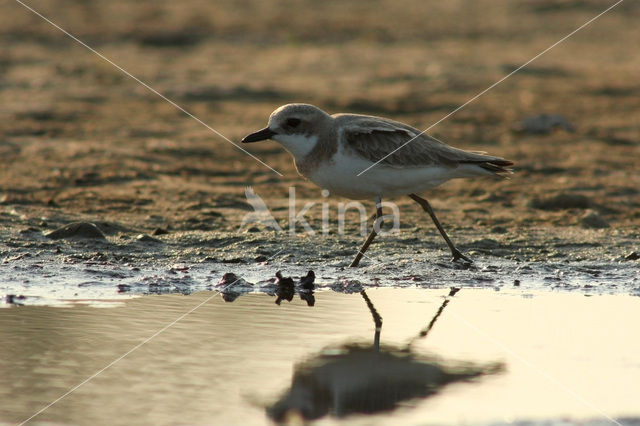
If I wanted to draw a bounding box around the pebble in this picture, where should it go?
[580,210,609,229]
[45,222,107,240]
[527,193,590,210]
[152,227,169,235]
[136,234,162,243]
[512,114,575,134]
[625,251,639,261]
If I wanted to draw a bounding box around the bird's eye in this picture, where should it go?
[286,118,301,128]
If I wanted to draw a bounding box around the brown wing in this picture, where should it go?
[337,114,513,174]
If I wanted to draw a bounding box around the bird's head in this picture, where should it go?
[242,103,332,159]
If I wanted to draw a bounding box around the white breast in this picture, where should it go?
[305,144,467,200]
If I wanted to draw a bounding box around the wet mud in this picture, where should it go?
[1,0,639,303]
[1,215,639,305]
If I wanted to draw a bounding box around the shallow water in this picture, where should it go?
[1,287,639,425]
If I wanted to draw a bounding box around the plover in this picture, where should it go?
[242,104,513,266]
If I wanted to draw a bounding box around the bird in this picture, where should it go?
[242,103,513,267]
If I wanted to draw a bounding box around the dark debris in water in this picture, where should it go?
[274,271,316,306]
[275,271,294,288]
[216,272,253,294]
[275,282,294,305]
[208,270,320,306]
[4,294,26,305]
[117,284,131,293]
[298,270,316,290]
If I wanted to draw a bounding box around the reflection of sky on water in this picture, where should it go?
[0,288,638,425]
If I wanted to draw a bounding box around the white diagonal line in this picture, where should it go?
[13,0,283,177]
[17,293,214,425]
[19,250,283,425]
[449,308,624,426]
[357,0,625,176]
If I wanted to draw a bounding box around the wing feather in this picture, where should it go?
[336,114,513,174]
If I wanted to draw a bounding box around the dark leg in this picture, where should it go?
[360,289,382,351]
[406,287,460,349]
[408,193,472,263]
[350,198,383,267]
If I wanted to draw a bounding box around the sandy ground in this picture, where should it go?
[1,0,639,299]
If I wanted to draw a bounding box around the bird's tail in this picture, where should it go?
[476,158,514,177]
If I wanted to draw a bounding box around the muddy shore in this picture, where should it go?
[1,0,639,301]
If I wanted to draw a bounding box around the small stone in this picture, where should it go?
[19,227,40,234]
[117,284,131,293]
[625,251,639,261]
[221,293,240,302]
[472,238,500,249]
[222,258,246,264]
[512,114,575,135]
[217,272,252,288]
[136,234,162,243]
[45,222,106,240]
[580,210,609,229]
[527,193,590,210]
[152,227,169,235]
[5,294,26,305]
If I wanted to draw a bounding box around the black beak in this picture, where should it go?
[242,127,276,143]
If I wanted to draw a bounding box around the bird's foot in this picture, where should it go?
[451,249,473,264]
[350,254,363,267]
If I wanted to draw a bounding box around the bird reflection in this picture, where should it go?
[267,288,503,422]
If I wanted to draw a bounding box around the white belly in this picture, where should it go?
[305,148,466,200]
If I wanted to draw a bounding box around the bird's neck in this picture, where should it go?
[274,133,319,162]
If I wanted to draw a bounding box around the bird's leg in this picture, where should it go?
[408,193,472,263]
[350,197,383,267]
[360,289,382,351]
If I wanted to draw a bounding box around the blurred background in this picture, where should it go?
[1,0,638,234]
[2,4,639,423]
